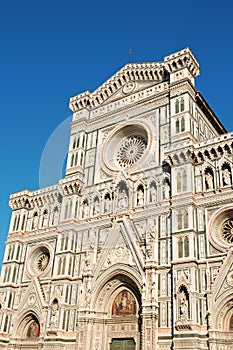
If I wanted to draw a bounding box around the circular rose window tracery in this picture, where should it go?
[222,219,233,244]
[102,121,152,173]
[27,245,51,277]
[208,207,233,251]
[117,135,147,168]
[36,252,50,273]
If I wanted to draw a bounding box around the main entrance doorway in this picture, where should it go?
[110,338,135,350]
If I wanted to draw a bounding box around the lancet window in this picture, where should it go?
[177,210,188,230]
[175,97,185,114]
[178,236,189,258]
[175,117,185,134]
[176,169,187,193]
[13,214,20,232]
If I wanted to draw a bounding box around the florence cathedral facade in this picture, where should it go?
[1,48,233,350]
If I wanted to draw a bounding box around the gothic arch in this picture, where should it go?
[208,248,233,333]
[91,264,142,311]
[212,297,233,331]
[135,178,146,189]
[115,180,130,211]
[15,312,40,339]
[80,196,90,218]
[115,179,130,196]
[89,265,142,350]
[91,191,101,200]
[177,285,190,319]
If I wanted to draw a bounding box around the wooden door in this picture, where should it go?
[110,338,135,350]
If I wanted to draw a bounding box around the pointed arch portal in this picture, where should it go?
[89,268,142,350]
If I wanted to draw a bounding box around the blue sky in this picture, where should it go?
[0,0,233,265]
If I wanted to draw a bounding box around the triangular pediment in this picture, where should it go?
[69,61,168,112]
[103,80,162,104]
[69,48,199,113]
[17,277,48,317]
[94,216,145,277]
[211,249,233,303]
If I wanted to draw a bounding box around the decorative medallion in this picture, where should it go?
[122,82,136,94]
[28,293,36,305]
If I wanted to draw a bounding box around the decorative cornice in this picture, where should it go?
[60,175,84,196]
[9,186,62,210]
[69,48,199,113]
[164,47,199,76]
[164,132,233,166]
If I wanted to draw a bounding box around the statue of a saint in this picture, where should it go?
[163,182,170,200]
[222,168,231,186]
[150,185,157,203]
[104,196,111,212]
[93,200,100,215]
[82,202,89,218]
[179,291,188,320]
[41,211,48,227]
[205,173,214,190]
[117,190,128,210]
[137,189,144,206]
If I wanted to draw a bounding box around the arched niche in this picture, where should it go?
[229,314,233,331]
[17,313,40,339]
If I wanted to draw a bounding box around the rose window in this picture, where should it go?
[221,219,233,244]
[102,122,151,173]
[117,136,147,168]
[27,245,52,276]
[36,253,50,272]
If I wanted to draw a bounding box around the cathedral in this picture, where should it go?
[1,48,233,350]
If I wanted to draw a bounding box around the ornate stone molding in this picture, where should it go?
[9,186,62,210]
[70,48,198,113]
